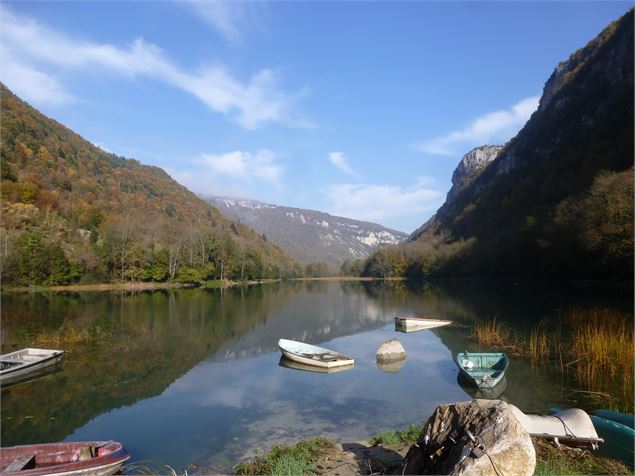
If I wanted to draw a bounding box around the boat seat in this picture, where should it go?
[4,454,36,472]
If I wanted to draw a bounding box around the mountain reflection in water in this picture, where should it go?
[1,280,631,471]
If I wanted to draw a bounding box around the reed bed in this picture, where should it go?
[471,308,634,405]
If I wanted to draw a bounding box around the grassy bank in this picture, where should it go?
[471,308,634,407]
[231,428,630,475]
[234,438,333,475]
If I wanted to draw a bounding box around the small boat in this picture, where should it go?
[394,316,452,332]
[592,409,634,429]
[278,356,353,374]
[278,339,354,369]
[549,408,634,466]
[1,348,64,384]
[455,351,509,388]
[0,441,130,476]
[511,406,603,449]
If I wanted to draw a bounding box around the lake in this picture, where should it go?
[1,280,632,472]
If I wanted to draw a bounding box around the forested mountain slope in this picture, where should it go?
[364,10,633,278]
[0,84,301,285]
[206,196,407,271]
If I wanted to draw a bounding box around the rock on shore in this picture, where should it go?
[403,399,536,476]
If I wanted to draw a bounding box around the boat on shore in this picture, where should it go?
[1,348,64,385]
[548,407,634,466]
[0,441,130,476]
[511,406,603,449]
[394,316,452,332]
[455,351,509,388]
[278,339,354,369]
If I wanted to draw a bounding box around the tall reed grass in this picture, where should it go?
[471,308,634,406]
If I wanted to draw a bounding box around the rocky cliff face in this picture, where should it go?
[205,197,407,270]
[446,145,502,202]
[404,9,633,277]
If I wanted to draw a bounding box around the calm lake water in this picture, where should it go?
[1,280,632,472]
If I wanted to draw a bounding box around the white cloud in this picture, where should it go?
[0,49,73,106]
[324,181,443,230]
[201,149,283,183]
[328,151,357,176]
[182,1,264,43]
[168,149,283,197]
[416,96,540,156]
[0,5,307,128]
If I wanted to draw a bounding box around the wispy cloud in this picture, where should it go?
[0,4,308,129]
[201,149,283,183]
[169,149,284,198]
[328,151,357,176]
[416,96,539,156]
[181,1,264,43]
[323,180,443,231]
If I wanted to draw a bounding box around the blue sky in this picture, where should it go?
[0,1,631,233]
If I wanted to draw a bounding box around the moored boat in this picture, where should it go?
[394,316,452,332]
[455,351,509,388]
[0,441,130,476]
[278,356,353,374]
[278,339,354,369]
[1,348,64,384]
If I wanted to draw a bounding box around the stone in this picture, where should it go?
[402,399,535,476]
[375,338,406,363]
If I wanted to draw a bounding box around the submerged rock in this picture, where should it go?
[375,338,406,363]
[403,399,535,476]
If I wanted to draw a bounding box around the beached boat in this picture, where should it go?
[1,348,64,384]
[0,441,130,476]
[510,406,603,449]
[278,339,354,369]
[278,356,353,374]
[455,351,509,388]
[548,407,634,466]
[394,316,452,332]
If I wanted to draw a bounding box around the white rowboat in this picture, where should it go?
[1,348,64,384]
[278,339,354,369]
[394,316,452,332]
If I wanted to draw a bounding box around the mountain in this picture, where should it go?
[0,84,302,285]
[205,196,408,271]
[365,10,633,278]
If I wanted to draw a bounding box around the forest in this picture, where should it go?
[0,84,304,287]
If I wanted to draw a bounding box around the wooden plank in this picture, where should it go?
[4,454,36,472]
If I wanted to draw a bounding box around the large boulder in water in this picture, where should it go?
[375,338,406,363]
[402,399,535,476]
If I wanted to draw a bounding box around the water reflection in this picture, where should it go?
[1,280,631,471]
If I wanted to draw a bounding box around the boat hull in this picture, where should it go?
[278,339,354,369]
[0,441,130,476]
[394,317,452,332]
[1,348,64,384]
[455,352,509,389]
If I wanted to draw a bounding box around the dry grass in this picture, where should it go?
[471,308,634,406]
[568,309,633,399]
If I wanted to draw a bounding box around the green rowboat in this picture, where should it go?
[455,351,509,389]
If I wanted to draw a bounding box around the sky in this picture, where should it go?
[0,1,631,233]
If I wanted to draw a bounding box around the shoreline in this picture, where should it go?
[0,276,400,293]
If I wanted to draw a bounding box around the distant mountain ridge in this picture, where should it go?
[206,196,408,270]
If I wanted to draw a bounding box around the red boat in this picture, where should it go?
[0,441,130,476]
